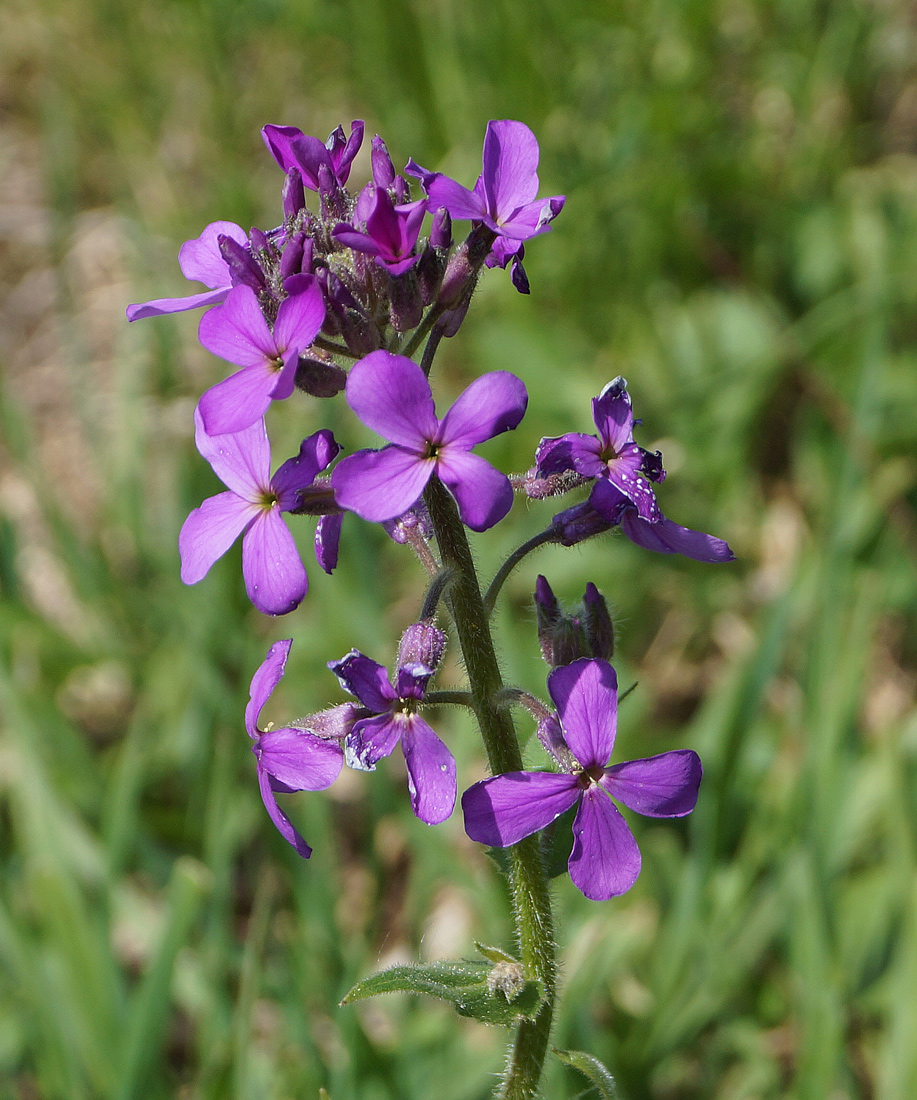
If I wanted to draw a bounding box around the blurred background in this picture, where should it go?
[2,0,917,1097]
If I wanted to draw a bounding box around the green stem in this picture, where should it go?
[423,477,557,1100]
[483,527,558,616]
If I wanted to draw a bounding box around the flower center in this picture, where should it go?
[258,490,280,510]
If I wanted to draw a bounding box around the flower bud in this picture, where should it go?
[295,355,348,398]
[218,234,265,293]
[371,135,396,189]
[283,167,306,221]
[397,622,447,675]
[534,575,614,665]
[298,701,363,742]
[389,267,423,332]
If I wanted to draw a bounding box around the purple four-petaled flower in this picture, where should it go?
[329,634,455,825]
[536,377,664,522]
[261,121,365,191]
[462,658,702,900]
[196,275,326,437]
[331,351,527,531]
[246,640,345,857]
[179,410,339,615]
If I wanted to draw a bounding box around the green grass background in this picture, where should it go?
[2,0,917,1097]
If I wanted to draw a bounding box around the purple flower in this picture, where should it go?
[247,640,345,857]
[332,188,427,275]
[552,479,735,563]
[331,351,527,531]
[196,275,326,437]
[328,630,455,824]
[126,221,247,321]
[261,121,364,190]
[462,658,702,900]
[536,377,665,522]
[407,120,564,250]
[179,410,340,614]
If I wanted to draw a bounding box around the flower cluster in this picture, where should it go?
[130,117,731,901]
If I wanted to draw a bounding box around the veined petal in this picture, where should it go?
[273,274,326,352]
[496,195,565,239]
[423,175,489,222]
[193,408,270,499]
[462,771,580,847]
[438,371,528,447]
[241,508,307,615]
[178,221,246,286]
[536,433,603,478]
[547,659,618,770]
[257,766,312,858]
[245,639,292,738]
[271,429,340,509]
[257,727,344,790]
[606,448,660,522]
[592,378,634,454]
[345,712,403,770]
[328,650,397,712]
[601,750,702,817]
[620,511,735,562]
[197,363,280,437]
[315,513,343,574]
[126,288,229,321]
[481,120,541,219]
[332,447,434,523]
[569,788,641,900]
[198,285,276,366]
[179,492,258,585]
[402,716,456,825]
[435,451,514,532]
[345,352,438,447]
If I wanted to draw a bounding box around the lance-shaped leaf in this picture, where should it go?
[553,1049,622,1099]
[340,959,543,1026]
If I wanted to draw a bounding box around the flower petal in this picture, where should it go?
[328,650,397,712]
[314,513,343,574]
[332,446,434,523]
[423,175,489,222]
[271,429,340,509]
[481,120,541,220]
[257,727,344,790]
[198,285,276,367]
[620,511,735,562]
[178,221,247,286]
[273,274,326,352]
[197,363,282,437]
[193,408,270,499]
[547,659,618,770]
[592,378,634,455]
[438,371,528,448]
[402,716,456,825]
[257,766,312,858]
[602,750,702,817]
[345,351,438,448]
[462,771,580,847]
[179,492,258,585]
[126,288,229,321]
[241,508,307,615]
[435,451,514,531]
[245,639,292,738]
[569,788,641,900]
[345,712,403,769]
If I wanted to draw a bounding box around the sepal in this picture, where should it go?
[552,1049,622,1098]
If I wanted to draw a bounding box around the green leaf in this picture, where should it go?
[341,959,543,1026]
[473,942,518,965]
[553,1049,622,1098]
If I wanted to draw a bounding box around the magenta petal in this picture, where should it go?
[178,221,246,286]
[245,639,292,738]
[126,288,229,321]
[198,285,276,367]
[620,512,735,563]
[328,650,396,712]
[346,713,403,770]
[345,352,438,447]
[315,513,343,574]
[257,766,312,858]
[462,771,580,847]
[332,447,434,523]
[602,750,702,817]
[592,379,634,454]
[193,408,270,499]
[241,508,307,615]
[273,275,326,351]
[435,450,514,532]
[481,120,541,218]
[257,727,344,790]
[497,196,564,240]
[402,716,456,825]
[438,371,528,447]
[179,492,258,585]
[197,364,279,437]
[547,659,618,770]
[569,788,641,900]
[271,429,340,508]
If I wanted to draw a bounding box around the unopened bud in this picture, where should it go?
[389,267,423,332]
[397,622,447,674]
[295,355,347,398]
[283,167,306,220]
[534,575,614,665]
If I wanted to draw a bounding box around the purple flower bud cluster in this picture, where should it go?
[128,117,729,902]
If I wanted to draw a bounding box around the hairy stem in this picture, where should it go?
[483,527,558,616]
[423,477,557,1100]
